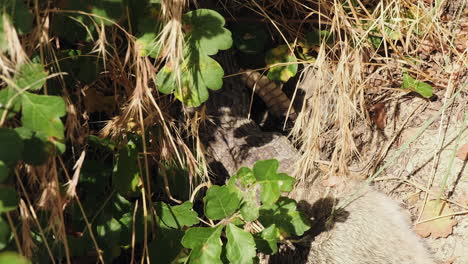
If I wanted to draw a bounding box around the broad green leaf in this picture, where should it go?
[21,92,66,139]
[0,217,10,250]
[113,140,140,194]
[89,1,123,26]
[259,197,310,237]
[0,87,21,120]
[0,127,23,166]
[265,45,298,82]
[253,159,295,205]
[203,185,241,220]
[97,217,122,242]
[15,127,51,166]
[181,226,223,264]
[402,73,433,98]
[0,252,30,264]
[12,63,47,92]
[254,224,279,254]
[228,167,256,188]
[0,0,33,34]
[232,23,267,54]
[156,50,224,107]
[226,224,256,264]
[155,201,199,229]
[239,188,260,222]
[183,9,232,56]
[96,217,122,262]
[0,186,19,213]
[149,227,185,264]
[136,14,162,58]
[228,168,260,221]
[0,161,9,183]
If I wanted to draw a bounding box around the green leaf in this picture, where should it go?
[259,197,310,237]
[155,201,199,229]
[228,167,256,188]
[0,217,10,250]
[0,127,23,166]
[156,8,232,106]
[0,87,21,120]
[12,63,48,92]
[228,168,260,221]
[21,92,66,139]
[15,127,51,166]
[183,9,232,56]
[232,23,267,54]
[226,224,256,264]
[96,217,122,261]
[149,227,185,264]
[0,161,9,183]
[254,224,279,254]
[401,73,433,98]
[253,159,295,205]
[203,185,241,220]
[0,186,19,213]
[135,14,162,58]
[97,217,122,242]
[0,252,30,264]
[0,0,33,34]
[113,140,140,194]
[181,226,223,264]
[156,50,224,107]
[265,45,298,82]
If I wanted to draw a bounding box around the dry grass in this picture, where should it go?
[0,0,466,263]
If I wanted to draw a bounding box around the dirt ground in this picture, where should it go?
[370,92,467,263]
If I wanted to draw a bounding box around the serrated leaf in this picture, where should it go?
[0,127,23,166]
[156,50,224,107]
[0,252,30,264]
[21,92,66,139]
[15,127,51,166]
[203,185,241,220]
[0,186,19,213]
[239,188,260,222]
[226,224,256,264]
[0,217,10,250]
[254,224,279,254]
[232,23,267,54]
[228,167,260,221]
[183,9,232,56]
[0,161,9,183]
[259,197,310,237]
[135,13,162,58]
[113,140,140,194]
[181,226,223,264]
[155,201,199,229]
[401,73,433,98]
[13,63,47,92]
[0,87,21,119]
[228,167,256,188]
[253,159,295,205]
[265,45,298,82]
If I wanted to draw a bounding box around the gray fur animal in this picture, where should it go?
[275,180,436,264]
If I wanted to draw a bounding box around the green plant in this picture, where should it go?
[150,159,310,264]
